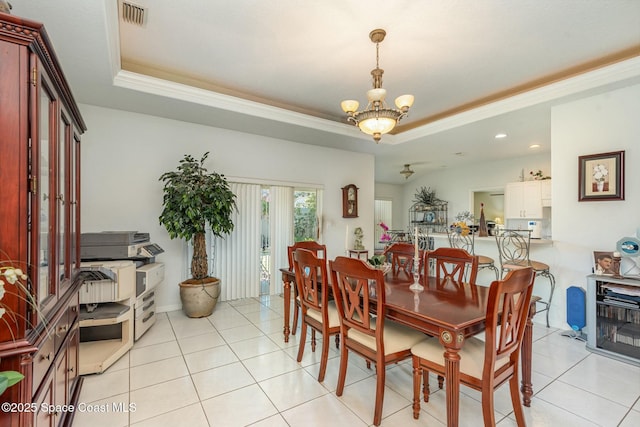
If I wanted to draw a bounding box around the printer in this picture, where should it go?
[80,231,164,341]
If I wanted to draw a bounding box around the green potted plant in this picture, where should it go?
[159,152,237,317]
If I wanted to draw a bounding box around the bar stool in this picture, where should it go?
[447,226,500,281]
[494,229,555,327]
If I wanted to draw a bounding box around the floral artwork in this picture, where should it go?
[379,222,391,242]
[579,151,625,201]
[592,163,608,191]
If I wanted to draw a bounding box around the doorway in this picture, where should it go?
[470,188,504,227]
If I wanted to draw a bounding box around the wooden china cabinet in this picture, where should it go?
[0,12,86,427]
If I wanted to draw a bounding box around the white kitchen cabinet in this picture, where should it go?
[504,181,543,219]
[541,179,552,207]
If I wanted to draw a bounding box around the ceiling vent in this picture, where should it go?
[122,1,146,26]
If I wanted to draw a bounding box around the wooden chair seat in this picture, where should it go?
[306,300,341,328]
[477,255,495,266]
[411,337,510,380]
[502,259,550,272]
[347,317,426,356]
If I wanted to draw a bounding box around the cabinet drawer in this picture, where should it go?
[32,334,55,395]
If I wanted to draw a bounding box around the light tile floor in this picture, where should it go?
[73,295,640,427]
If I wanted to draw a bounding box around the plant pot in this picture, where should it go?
[179,277,221,317]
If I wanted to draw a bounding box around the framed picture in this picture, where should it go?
[593,251,615,275]
[578,150,625,201]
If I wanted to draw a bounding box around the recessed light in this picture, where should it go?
[495,133,507,139]
[529,144,541,149]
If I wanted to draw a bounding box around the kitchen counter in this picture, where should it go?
[430,232,553,245]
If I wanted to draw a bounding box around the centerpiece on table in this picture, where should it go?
[368,254,391,275]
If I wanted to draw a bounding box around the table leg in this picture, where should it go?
[521,300,537,406]
[442,331,463,427]
[282,272,292,342]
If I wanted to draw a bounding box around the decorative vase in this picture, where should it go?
[179,277,221,317]
[596,181,604,192]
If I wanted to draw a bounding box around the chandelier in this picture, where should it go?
[341,29,414,143]
[400,164,414,179]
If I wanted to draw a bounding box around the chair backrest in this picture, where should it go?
[383,242,418,276]
[287,241,327,271]
[425,247,479,285]
[494,229,531,269]
[483,267,535,378]
[293,248,329,316]
[329,256,385,347]
[447,227,475,254]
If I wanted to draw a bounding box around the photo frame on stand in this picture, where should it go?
[578,151,624,201]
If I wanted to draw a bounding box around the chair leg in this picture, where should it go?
[491,264,500,280]
[509,372,527,426]
[544,271,556,328]
[335,333,340,349]
[373,359,386,426]
[317,333,330,382]
[335,341,349,396]
[422,370,430,402]
[412,357,421,419]
[437,375,444,390]
[535,270,556,327]
[291,301,299,335]
[481,386,497,427]
[296,321,307,362]
[310,329,316,352]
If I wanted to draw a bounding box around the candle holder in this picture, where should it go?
[612,253,624,279]
[409,271,424,291]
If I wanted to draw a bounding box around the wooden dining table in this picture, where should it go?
[280,267,537,427]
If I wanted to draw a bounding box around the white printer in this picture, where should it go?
[80,231,164,341]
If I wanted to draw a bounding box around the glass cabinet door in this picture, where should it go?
[37,77,54,308]
[70,135,81,274]
[58,109,70,289]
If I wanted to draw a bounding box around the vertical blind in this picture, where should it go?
[212,183,262,301]
[269,186,293,295]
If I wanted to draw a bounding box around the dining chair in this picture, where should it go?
[287,241,327,335]
[329,256,428,426]
[446,227,500,280]
[383,242,419,276]
[494,229,555,327]
[411,267,535,426]
[425,246,479,286]
[292,248,341,382]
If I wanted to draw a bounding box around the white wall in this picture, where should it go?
[79,105,375,312]
[550,82,640,324]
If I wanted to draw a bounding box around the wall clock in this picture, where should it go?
[342,184,358,218]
